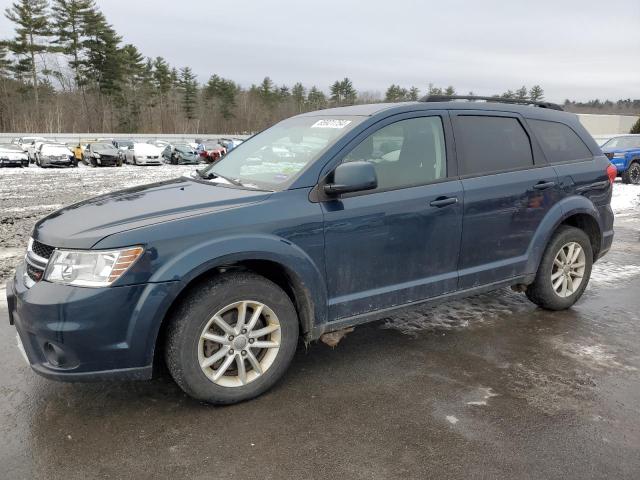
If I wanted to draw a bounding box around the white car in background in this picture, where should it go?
[124,142,163,165]
[34,143,76,168]
[0,143,29,167]
[16,136,48,161]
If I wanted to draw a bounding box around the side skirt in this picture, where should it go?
[310,275,534,340]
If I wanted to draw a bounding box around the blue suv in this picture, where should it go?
[601,135,640,184]
[6,96,615,404]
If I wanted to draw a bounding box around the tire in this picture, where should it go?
[621,161,640,185]
[526,226,593,310]
[165,272,299,404]
[132,156,137,166]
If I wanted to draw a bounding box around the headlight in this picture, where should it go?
[612,152,626,158]
[44,246,144,287]
[94,153,101,158]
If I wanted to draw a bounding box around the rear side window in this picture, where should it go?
[528,119,592,164]
[456,116,533,176]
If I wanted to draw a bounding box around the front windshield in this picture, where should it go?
[603,136,640,149]
[176,145,196,154]
[200,115,364,190]
[93,143,115,150]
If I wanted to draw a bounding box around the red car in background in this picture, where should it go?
[199,141,227,163]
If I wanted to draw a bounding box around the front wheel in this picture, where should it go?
[526,226,593,310]
[621,162,640,185]
[165,272,299,404]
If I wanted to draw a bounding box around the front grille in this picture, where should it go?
[32,240,54,259]
[26,262,44,282]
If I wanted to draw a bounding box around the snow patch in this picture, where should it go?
[590,262,640,285]
[445,415,459,425]
[610,182,640,214]
[466,387,498,406]
[553,339,637,371]
[381,289,530,335]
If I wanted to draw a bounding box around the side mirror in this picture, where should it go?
[324,161,377,196]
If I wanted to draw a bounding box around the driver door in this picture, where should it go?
[321,112,463,320]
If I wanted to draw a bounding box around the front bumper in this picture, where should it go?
[0,158,28,167]
[6,262,180,381]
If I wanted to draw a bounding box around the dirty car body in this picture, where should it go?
[6,99,614,402]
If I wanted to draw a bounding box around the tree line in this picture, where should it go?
[1,0,638,135]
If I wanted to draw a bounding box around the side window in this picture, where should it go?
[343,116,446,191]
[456,116,533,176]
[528,119,592,164]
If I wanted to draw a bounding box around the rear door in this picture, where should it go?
[321,112,464,320]
[451,111,562,289]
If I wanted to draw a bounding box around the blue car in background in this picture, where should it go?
[601,135,640,184]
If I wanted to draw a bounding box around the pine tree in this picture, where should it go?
[291,82,305,111]
[179,66,198,120]
[630,117,640,134]
[82,10,123,96]
[529,85,544,101]
[340,77,356,105]
[444,86,456,96]
[4,0,51,106]
[427,83,443,96]
[515,86,528,100]
[205,74,238,119]
[385,84,407,102]
[257,76,275,107]
[50,0,97,87]
[330,77,356,105]
[408,86,419,101]
[307,86,327,109]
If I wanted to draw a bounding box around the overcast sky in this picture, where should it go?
[3,0,640,101]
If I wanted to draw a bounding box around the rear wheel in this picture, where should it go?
[621,161,640,184]
[165,272,299,404]
[526,226,593,310]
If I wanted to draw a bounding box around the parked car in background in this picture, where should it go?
[601,135,640,184]
[6,97,615,405]
[199,141,227,163]
[18,137,48,162]
[147,139,171,149]
[218,138,243,153]
[161,143,201,164]
[83,142,123,167]
[35,143,77,168]
[124,143,163,165]
[113,139,134,160]
[0,143,29,167]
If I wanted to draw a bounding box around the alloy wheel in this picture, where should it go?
[551,242,586,297]
[198,300,281,387]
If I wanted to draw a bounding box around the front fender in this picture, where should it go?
[524,195,603,276]
[150,233,327,326]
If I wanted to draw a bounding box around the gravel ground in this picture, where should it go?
[0,163,196,281]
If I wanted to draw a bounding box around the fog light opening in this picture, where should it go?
[43,342,66,367]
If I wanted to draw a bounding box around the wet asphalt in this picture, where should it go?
[0,168,639,479]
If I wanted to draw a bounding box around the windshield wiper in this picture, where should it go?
[196,168,243,187]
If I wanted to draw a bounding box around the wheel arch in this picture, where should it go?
[148,239,327,371]
[525,196,603,278]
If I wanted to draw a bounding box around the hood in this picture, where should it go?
[94,147,119,155]
[601,147,634,154]
[134,144,161,155]
[33,178,271,248]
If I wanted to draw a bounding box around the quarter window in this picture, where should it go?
[529,119,592,164]
[456,116,533,176]
[342,116,446,191]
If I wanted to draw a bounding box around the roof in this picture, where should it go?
[297,100,575,122]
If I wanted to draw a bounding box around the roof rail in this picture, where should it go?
[418,95,564,111]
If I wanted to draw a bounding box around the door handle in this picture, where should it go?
[533,181,556,190]
[429,197,458,207]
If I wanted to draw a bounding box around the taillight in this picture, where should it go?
[607,163,617,184]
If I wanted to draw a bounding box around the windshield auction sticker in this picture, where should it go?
[311,119,352,129]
